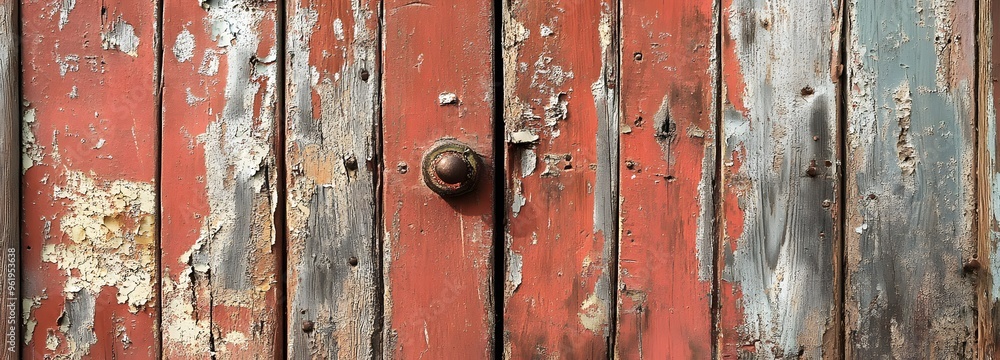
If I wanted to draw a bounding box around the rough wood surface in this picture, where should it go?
[20,0,161,357]
[0,0,17,358]
[501,0,616,357]
[160,0,282,357]
[981,0,1000,356]
[381,0,497,357]
[285,0,380,358]
[718,0,843,357]
[845,0,977,357]
[614,1,716,358]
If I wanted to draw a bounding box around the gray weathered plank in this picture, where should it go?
[718,0,843,357]
[285,0,380,358]
[846,0,977,357]
[0,0,17,358]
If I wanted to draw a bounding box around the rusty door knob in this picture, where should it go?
[422,140,483,197]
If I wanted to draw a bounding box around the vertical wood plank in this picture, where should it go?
[614,0,717,358]
[501,0,616,357]
[285,0,380,358]
[0,0,17,358]
[20,0,160,357]
[160,0,281,357]
[381,0,496,357]
[980,0,1000,356]
[846,0,977,357]
[718,0,842,357]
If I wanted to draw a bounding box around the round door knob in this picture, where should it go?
[422,140,483,197]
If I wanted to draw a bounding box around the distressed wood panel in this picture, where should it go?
[160,0,281,357]
[718,0,842,357]
[501,0,616,358]
[614,0,716,358]
[285,0,380,358]
[381,0,496,357]
[845,0,977,357]
[981,0,1000,356]
[0,0,17,358]
[20,0,160,357]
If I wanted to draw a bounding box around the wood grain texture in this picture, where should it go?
[614,0,716,358]
[381,0,496,357]
[20,0,161,357]
[160,0,282,357]
[501,0,616,357]
[718,0,842,357]
[846,0,977,357]
[981,0,1000,356]
[0,0,17,358]
[285,0,380,358]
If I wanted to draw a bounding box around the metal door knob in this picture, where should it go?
[422,140,483,197]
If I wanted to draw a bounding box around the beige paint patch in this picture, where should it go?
[21,107,42,173]
[578,291,607,333]
[41,171,156,313]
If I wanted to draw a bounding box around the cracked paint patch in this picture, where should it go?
[42,171,156,313]
[21,107,42,173]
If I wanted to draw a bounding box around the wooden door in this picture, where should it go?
[6,0,1000,359]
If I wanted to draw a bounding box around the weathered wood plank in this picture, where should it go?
[980,0,1000,356]
[285,0,380,358]
[718,0,842,357]
[381,0,496,357]
[20,0,160,357]
[845,0,977,357]
[501,0,616,357]
[160,0,282,357]
[614,0,716,358]
[0,0,17,358]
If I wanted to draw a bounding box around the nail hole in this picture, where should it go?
[633,52,643,61]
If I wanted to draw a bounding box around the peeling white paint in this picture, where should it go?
[173,28,196,63]
[101,16,140,57]
[334,18,346,41]
[438,92,458,105]
[58,0,76,30]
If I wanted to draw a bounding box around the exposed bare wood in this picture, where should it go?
[285,0,381,357]
[0,0,17,358]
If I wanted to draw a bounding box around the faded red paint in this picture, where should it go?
[503,0,613,357]
[160,0,281,357]
[21,0,160,358]
[381,0,497,358]
[616,1,717,358]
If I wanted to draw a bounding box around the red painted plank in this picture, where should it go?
[0,0,18,358]
[615,0,717,358]
[501,0,616,357]
[718,0,842,358]
[285,0,381,357]
[20,0,160,357]
[381,0,496,357]
[160,0,281,357]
